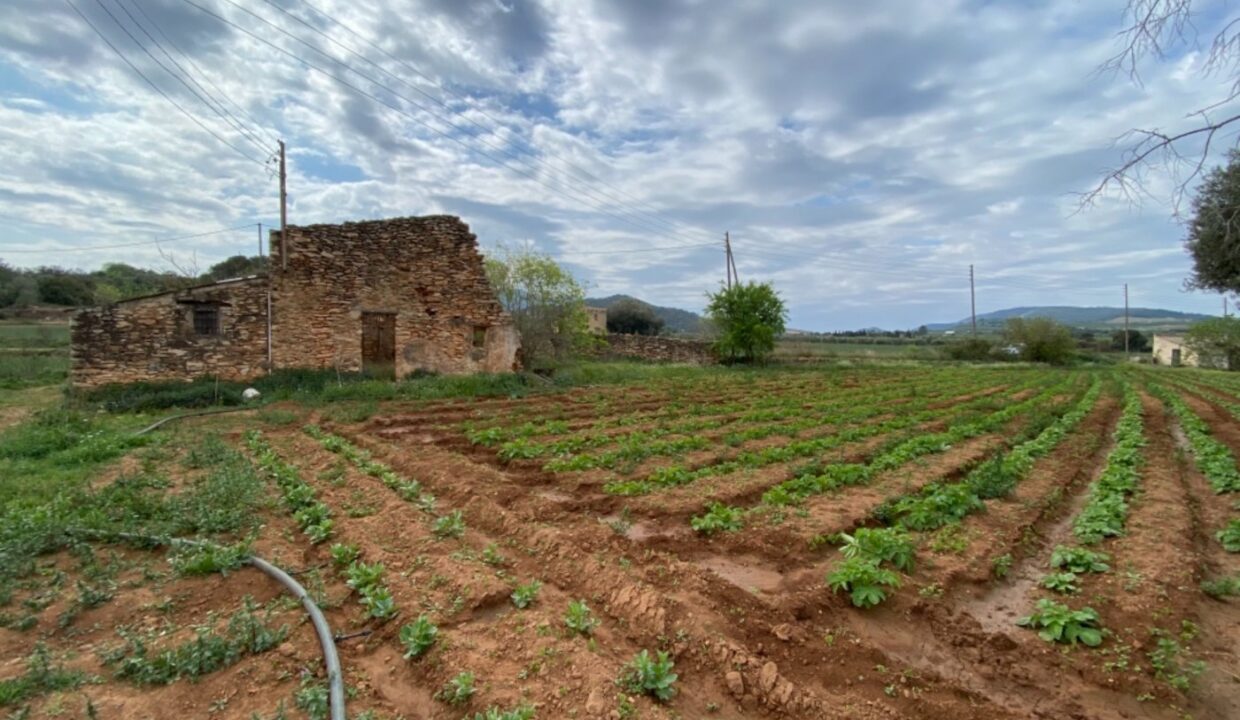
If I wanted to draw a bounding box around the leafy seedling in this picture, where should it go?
[433,511,466,539]
[1040,572,1080,594]
[399,616,438,659]
[511,580,542,609]
[826,557,901,609]
[1017,598,1103,646]
[564,600,600,636]
[436,671,476,706]
[1049,546,1110,574]
[618,650,677,702]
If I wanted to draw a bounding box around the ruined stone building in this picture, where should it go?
[71,216,520,387]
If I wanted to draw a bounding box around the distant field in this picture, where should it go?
[0,322,70,388]
[775,338,943,361]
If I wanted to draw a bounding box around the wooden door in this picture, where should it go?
[361,312,396,378]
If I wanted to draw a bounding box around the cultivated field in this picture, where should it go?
[1,364,1238,719]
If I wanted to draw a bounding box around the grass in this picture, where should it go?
[0,323,70,349]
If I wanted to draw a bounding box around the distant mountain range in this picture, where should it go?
[585,295,704,335]
[927,306,1214,332]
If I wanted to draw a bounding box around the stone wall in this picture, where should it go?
[269,215,519,378]
[71,277,268,388]
[602,333,716,364]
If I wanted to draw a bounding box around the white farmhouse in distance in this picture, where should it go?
[1150,334,1231,369]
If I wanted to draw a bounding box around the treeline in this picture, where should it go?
[0,256,267,308]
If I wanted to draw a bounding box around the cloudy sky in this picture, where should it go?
[0,0,1236,329]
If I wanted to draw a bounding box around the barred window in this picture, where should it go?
[193,306,220,336]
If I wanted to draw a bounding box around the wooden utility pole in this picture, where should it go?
[1224,296,1229,317]
[278,139,287,269]
[1124,283,1130,357]
[724,232,736,289]
[257,222,263,257]
[969,264,977,335]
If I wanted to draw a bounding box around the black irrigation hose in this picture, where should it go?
[64,529,346,720]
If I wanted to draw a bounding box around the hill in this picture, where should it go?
[927,306,1214,333]
[585,294,704,335]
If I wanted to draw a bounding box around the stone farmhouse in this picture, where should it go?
[71,215,520,388]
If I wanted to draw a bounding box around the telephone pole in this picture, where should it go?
[1123,284,1130,357]
[1225,296,1229,317]
[724,232,737,289]
[969,264,977,335]
[278,139,287,269]
[257,222,263,258]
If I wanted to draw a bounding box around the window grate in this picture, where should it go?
[193,306,220,336]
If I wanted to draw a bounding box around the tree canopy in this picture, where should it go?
[605,298,663,336]
[484,247,593,371]
[1185,150,1240,295]
[705,281,787,364]
[1004,317,1075,365]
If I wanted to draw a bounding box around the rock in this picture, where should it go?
[242,387,261,401]
[585,689,608,715]
[759,661,780,694]
[725,671,745,697]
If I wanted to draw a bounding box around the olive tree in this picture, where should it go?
[705,281,787,364]
[484,247,592,371]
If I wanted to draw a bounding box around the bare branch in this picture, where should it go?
[1099,0,1194,84]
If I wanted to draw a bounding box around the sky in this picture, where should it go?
[0,0,1237,330]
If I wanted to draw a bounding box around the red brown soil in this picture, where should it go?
[7,369,1237,720]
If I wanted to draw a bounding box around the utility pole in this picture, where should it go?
[1124,283,1130,358]
[278,139,287,269]
[969,264,977,335]
[257,222,263,258]
[724,232,734,290]
[1225,296,1229,317]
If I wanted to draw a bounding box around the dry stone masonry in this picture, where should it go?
[71,277,268,387]
[602,333,716,364]
[71,215,520,388]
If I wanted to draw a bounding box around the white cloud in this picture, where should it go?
[0,0,1235,329]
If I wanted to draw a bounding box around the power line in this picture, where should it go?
[180,0,709,250]
[0,223,258,254]
[115,0,276,154]
[128,0,281,148]
[93,0,273,159]
[271,0,707,243]
[65,0,268,167]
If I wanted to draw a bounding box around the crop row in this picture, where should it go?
[246,431,335,545]
[820,379,1104,610]
[478,367,994,462]
[876,378,1104,533]
[541,372,1010,473]
[1147,384,1240,552]
[747,375,1084,510]
[245,431,399,620]
[611,374,1066,498]
[1072,382,1144,545]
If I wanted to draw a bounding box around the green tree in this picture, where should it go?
[485,247,593,371]
[36,271,94,306]
[1185,317,1240,370]
[203,255,268,281]
[704,281,787,364]
[606,298,663,336]
[1003,317,1075,365]
[1185,150,1240,294]
[1110,329,1149,352]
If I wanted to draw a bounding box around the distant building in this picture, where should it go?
[72,216,521,387]
[1150,334,1229,368]
[585,306,608,335]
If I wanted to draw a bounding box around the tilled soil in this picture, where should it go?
[3,368,1237,719]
